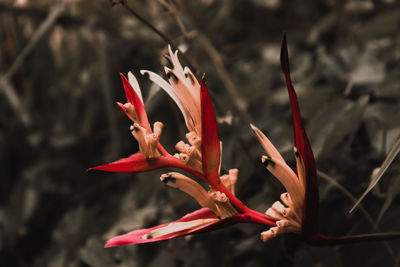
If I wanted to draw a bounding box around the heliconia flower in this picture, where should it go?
[91,47,277,246]
[251,34,319,242]
[94,37,400,248]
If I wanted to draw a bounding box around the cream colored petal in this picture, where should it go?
[164,67,200,134]
[160,172,218,214]
[142,218,218,240]
[260,228,278,242]
[265,207,284,220]
[141,69,196,133]
[280,192,293,207]
[250,124,286,163]
[261,155,304,206]
[127,71,143,103]
[186,132,201,149]
[168,45,185,77]
[183,66,200,104]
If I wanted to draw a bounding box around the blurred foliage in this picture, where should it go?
[0,0,400,266]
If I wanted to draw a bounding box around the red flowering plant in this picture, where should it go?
[90,46,276,246]
[91,38,400,247]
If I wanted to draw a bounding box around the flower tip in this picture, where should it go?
[293,147,300,158]
[104,240,115,248]
[160,173,176,184]
[280,34,290,75]
[140,70,150,79]
[87,165,110,172]
[261,155,273,168]
[201,73,206,83]
[249,123,258,133]
[168,44,173,54]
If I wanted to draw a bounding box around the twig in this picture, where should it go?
[194,33,252,123]
[119,2,196,73]
[158,1,252,124]
[317,170,396,260]
[0,2,66,127]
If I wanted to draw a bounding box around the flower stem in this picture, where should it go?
[310,232,400,246]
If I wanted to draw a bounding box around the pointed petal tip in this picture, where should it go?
[249,123,258,132]
[140,69,149,77]
[104,240,114,248]
[280,35,290,74]
[87,165,112,172]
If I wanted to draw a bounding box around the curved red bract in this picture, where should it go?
[200,78,221,186]
[120,73,151,132]
[280,34,319,237]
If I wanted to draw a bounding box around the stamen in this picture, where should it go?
[276,220,289,229]
[153,121,164,137]
[261,229,275,242]
[186,132,201,149]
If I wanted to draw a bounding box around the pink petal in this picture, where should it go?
[200,77,221,186]
[89,153,178,173]
[280,34,319,237]
[105,208,234,246]
[120,73,151,131]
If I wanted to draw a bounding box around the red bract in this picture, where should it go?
[91,41,398,247]
[280,34,319,239]
[119,73,151,131]
[105,208,221,246]
[251,35,320,242]
[200,77,221,185]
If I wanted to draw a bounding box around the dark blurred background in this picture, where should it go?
[1,0,400,266]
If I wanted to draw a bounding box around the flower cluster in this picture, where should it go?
[91,38,321,247]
